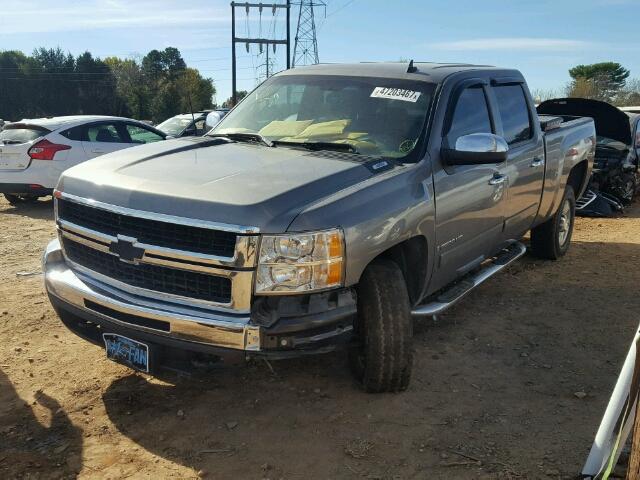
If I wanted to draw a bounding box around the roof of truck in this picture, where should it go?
[278,61,518,83]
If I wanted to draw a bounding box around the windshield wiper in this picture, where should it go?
[208,132,273,147]
[272,140,358,154]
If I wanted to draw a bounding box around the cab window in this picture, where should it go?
[493,84,533,145]
[447,87,492,142]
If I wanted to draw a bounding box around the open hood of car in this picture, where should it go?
[537,98,632,145]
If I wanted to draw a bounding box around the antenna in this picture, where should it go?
[407,59,417,73]
[292,0,325,67]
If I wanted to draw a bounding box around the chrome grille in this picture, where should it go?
[58,198,237,257]
[55,193,258,312]
[62,237,232,303]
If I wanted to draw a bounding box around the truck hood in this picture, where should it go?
[58,137,382,232]
[537,98,632,145]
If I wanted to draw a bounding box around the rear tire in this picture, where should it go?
[348,259,413,393]
[4,193,41,206]
[530,185,575,260]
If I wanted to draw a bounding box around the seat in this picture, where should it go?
[95,128,118,142]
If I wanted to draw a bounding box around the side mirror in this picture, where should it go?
[443,133,509,165]
[205,111,223,129]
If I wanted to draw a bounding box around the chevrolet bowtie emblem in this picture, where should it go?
[109,235,145,264]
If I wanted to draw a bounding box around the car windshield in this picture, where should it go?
[210,74,435,161]
[156,117,193,136]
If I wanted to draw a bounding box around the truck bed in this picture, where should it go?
[536,114,595,221]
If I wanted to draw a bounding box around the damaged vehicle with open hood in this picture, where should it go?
[538,98,639,213]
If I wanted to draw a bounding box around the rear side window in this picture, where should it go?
[493,85,532,145]
[125,124,164,144]
[60,125,87,141]
[0,126,48,144]
[86,123,125,143]
[447,87,492,141]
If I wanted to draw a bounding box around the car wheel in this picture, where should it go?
[531,185,576,260]
[4,193,41,206]
[348,259,413,393]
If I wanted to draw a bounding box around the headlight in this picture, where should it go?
[255,229,344,294]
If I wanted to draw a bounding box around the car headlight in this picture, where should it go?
[255,229,344,294]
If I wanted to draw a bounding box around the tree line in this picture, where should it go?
[0,47,215,123]
[534,61,640,105]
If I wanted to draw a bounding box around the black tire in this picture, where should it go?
[348,259,413,393]
[4,193,40,206]
[530,185,575,260]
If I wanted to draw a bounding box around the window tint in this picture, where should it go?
[125,124,164,144]
[86,123,125,143]
[60,125,86,141]
[448,87,492,141]
[493,85,532,145]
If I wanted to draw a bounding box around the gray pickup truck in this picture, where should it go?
[43,62,595,392]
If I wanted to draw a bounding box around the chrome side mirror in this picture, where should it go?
[444,133,509,165]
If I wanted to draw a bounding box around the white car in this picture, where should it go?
[0,115,167,205]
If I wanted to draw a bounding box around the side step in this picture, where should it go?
[411,241,527,318]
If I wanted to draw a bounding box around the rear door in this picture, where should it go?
[489,82,544,238]
[81,121,131,159]
[0,124,48,171]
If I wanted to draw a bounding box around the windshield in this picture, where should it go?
[156,117,193,136]
[210,74,435,161]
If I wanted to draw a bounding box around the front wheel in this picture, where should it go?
[530,185,575,260]
[348,259,413,393]
[3,193,41,206]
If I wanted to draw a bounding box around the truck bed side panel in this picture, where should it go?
[535,117,595,224]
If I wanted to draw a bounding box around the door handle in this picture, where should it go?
[530,157,544,168]
[91,150,105,154]
[489,174,507,186]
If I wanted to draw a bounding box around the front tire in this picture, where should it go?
[349,259,413,393]
[530,185,575,260]
[4,193,41,206]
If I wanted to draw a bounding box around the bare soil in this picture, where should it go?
[1,196,639,479]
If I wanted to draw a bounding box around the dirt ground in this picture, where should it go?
[1,196,639,480]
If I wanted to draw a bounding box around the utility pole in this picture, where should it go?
[230,1,292,106]
[292,0,325,67]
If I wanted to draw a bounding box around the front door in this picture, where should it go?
[433,83,508,287]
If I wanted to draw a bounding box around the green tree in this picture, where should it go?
[568,62,630,102]
[222,90,248,108]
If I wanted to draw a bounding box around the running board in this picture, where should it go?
[411,241,527,318]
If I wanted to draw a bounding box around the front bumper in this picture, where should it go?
[44,239,356,363]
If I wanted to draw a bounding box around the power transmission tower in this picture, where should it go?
[230,1,291,106]
[292,0,325,67]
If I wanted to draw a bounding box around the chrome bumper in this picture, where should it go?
[43,238,262,351]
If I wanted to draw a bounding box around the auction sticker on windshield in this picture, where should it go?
[370,87,421,103]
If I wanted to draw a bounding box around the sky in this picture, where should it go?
[1,0,638,104]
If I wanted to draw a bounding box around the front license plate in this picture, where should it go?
[103,334,149,372]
